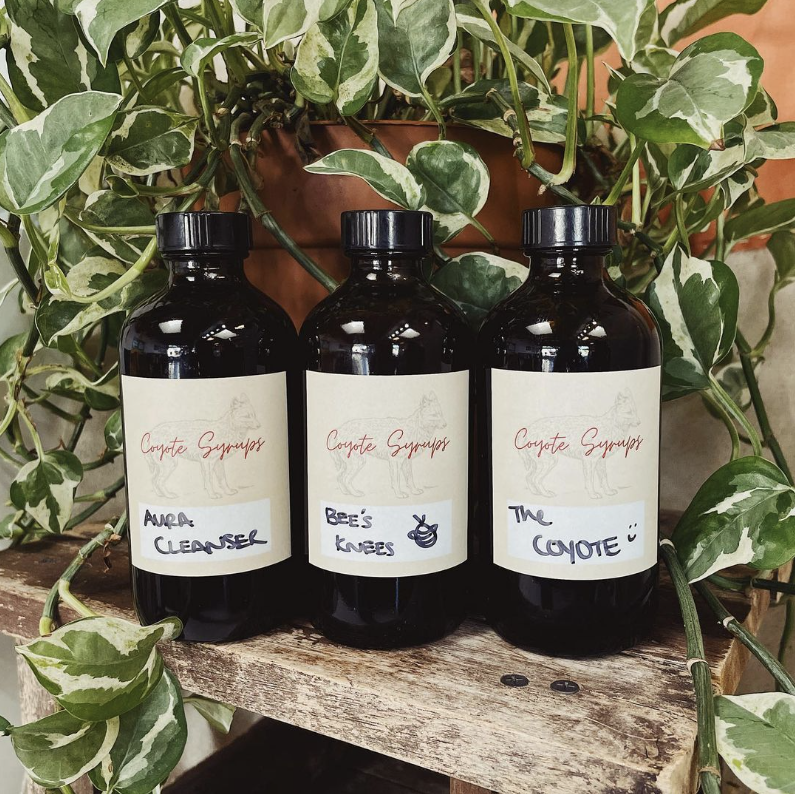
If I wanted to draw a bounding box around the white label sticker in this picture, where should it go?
[505,500,646,578]
[491,367,660,580]
[122,373,291,577]
[319,499,454,568]
[307,371,469,577]
[138,499,273,566]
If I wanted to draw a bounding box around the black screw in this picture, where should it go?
[550,679,580,694]
[500,673,529,687]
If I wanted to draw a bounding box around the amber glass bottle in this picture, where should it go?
[301,210,472,649]
[120,211,299,642]
[479,205,661,656]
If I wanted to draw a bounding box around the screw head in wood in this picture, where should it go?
[550,679,580,694]
[500,674,529,687]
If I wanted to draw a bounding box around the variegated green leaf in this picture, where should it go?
[10,710,119,788]
[454,5,549,91]
[720,167,756,209]
[74,0,174,66]
[746,87,778,127]
[768,231,795,286]
[646,246,739,399]
[122,11,161,59]
[406,140,489,243]
[89,669,187,794]
[104,107,198,176]
[0,91,122,215]
[0,332,28,379]
[17,616,182,721]
[262,0,324,48]
[181,32,261,78]
[10,450,83,533]
[667,120,751,193]
[672,456,795,582]
[715,693,795,794]
[449,79,567,144]
[46,364,120,410]
[432,252,526,324]
[615,33,763,147]
[292,0,378,116]
[375,0,455,97]
[724,198,795,246]
[77,191,155,264]
[5,0,120,111]
[305,149,425,209]
[104,408,124,451]
[660,0,770,46]
[504,0,653,61]
[185,694,236,734]
[230,0,261,26]
[752,123,795,160]
[36,258,166,344]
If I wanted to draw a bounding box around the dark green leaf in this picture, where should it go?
[615,33,763,147]
[9,450,83,533]
[431,252,526,324]
[672,456,795,582]
[6,0,120,111]
[10,710,118,788]
[647,247,739,399]
[89,669,187,794]
[16,615,182,721]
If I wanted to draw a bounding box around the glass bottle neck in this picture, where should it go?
[526,249,609,287]
[348,253,425,284]
[165,255,245,286]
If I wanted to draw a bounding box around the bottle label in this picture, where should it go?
[121,373,291,577]
[306,371,469,577]
[490,367,660,580]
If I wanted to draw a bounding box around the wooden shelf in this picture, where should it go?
[0,515,769,794]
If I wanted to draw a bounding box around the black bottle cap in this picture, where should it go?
[522,205,616,251]
[155,211,253,256]
[342,210,433,255]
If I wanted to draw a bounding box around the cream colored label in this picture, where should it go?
[306,371,469,577]
[491,367,660,580]
[121,373,291,577]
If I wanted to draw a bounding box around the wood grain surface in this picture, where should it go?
[0,515,769,794]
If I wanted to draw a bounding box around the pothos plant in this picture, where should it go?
[0,0,793,791]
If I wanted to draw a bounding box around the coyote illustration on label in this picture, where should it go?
[142,395,261,499]
[516,389,642,499]
[327,393,447,498]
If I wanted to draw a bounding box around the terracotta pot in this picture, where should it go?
[221,121,561,326]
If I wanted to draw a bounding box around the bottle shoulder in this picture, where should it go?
[300,279,471,343]
[122,280,296,348]
[479,280,661,371]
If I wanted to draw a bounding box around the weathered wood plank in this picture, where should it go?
[450,780,493,794]
[0,517,769,794]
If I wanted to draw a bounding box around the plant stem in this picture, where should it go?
[64,477,125,530]
[735,329,793,484]
[4,218,38,303]
[709,573,795,596]
[164,5,193,49]
[453,33,462,95]
[584,24,595,139]
[58,579,97,618]
[675,194,691,256]
[39,514,127,635]
[123,53,149,101]
[342,116,393,159]
[660,541,722,794]
[751,284,779,356]
[474,0,534,168]
[604,138,645,206]
[549,24,579,186]
[702,390,741,460]
[0,72,30,123]
[229,145,338,293]
[708,374,763,457]
[695,581,795,695]
[420,85,446,139]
